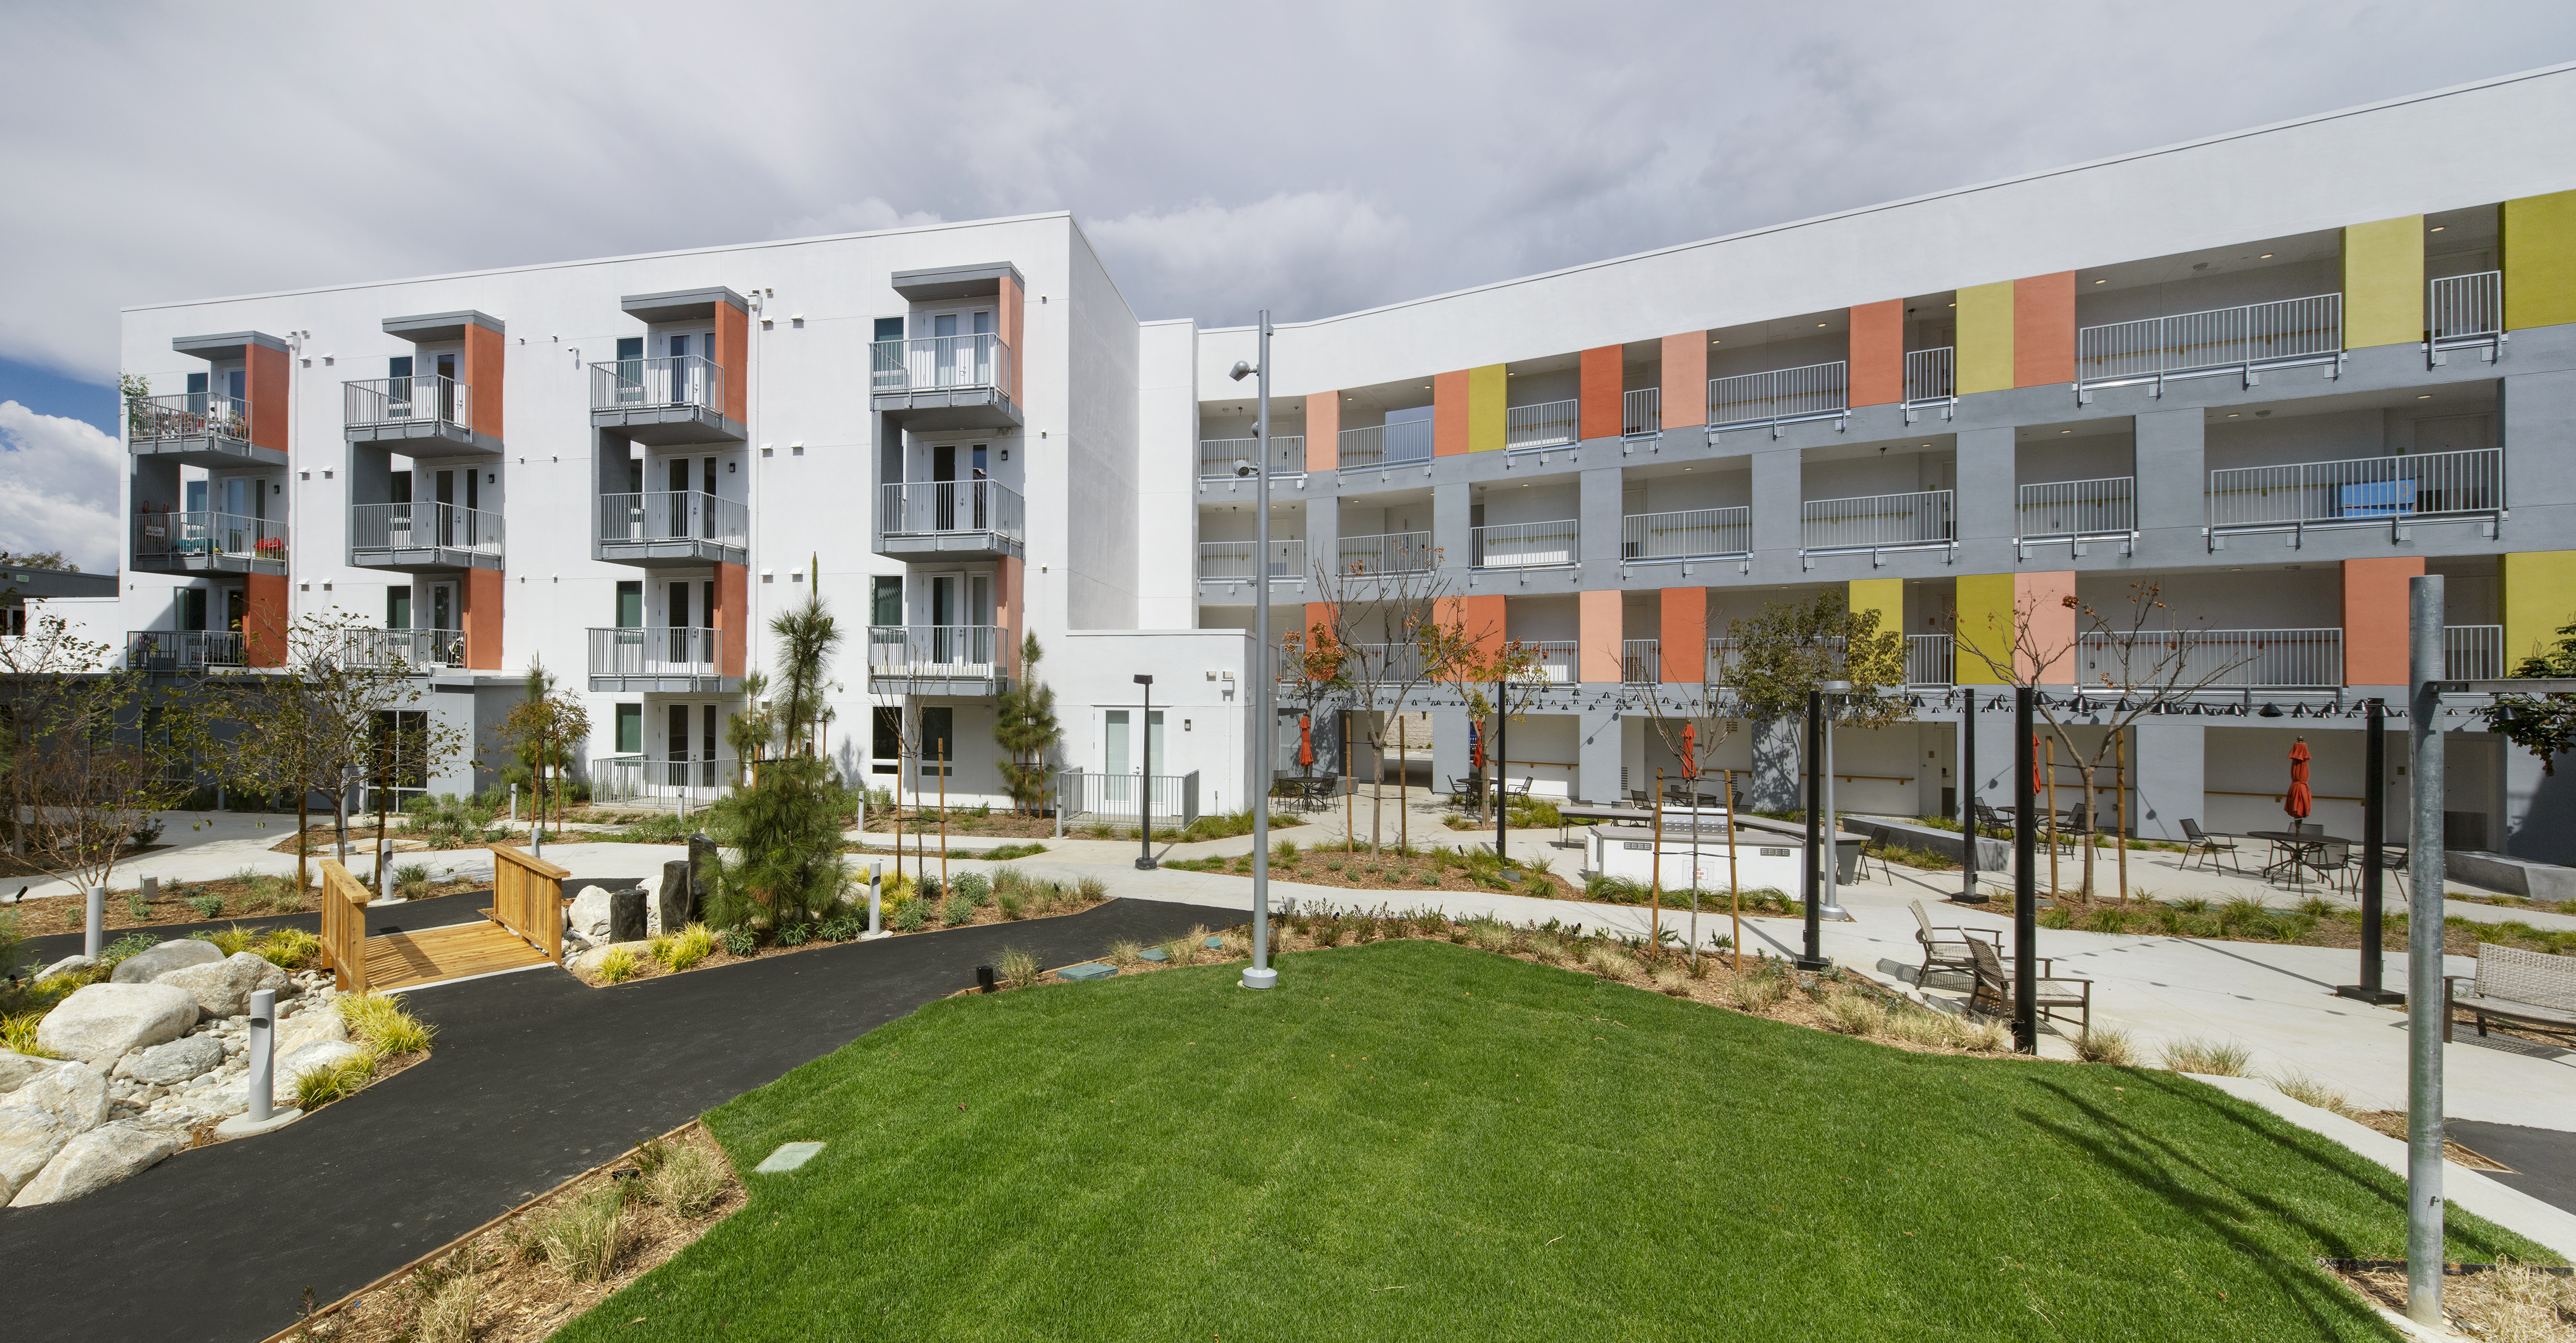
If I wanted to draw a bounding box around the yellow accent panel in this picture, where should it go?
[1954,281,2015,396]
[1952,572,2015,684]
[2341,216,2423,349]
[2501,551,2576,666]
[2503,190,2576,331]
[1466,364,1507,451]
[1847,578,1902,637]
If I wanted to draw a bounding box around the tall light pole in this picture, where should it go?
[1134,674,1157,870]
[1231,314,1278,990]
[1817,678,1853,921]
[2404,576,2446,1326]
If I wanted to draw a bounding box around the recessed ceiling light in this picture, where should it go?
[1947,302,1955,307]
[2431,226,2446,232]
[2418,394,2433,400]
[2260,253,2274,259]
[1817,322,1827,328]
[2227,413,2239,417]
[2060,429,2071,434]
[2094,279,2107,284]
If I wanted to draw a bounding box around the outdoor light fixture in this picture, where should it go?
[1236,317,1280,992]
[1134,675,1158,871]
[2259,702,2284,718]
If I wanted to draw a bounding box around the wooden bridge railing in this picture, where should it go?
[490,843,568,961]
[317,859,372,993]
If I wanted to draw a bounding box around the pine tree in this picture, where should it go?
[708,596,848,931]
[993,634,1061,815]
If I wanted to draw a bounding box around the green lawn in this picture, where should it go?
[560,940,2547,1341]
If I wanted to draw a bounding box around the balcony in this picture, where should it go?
[588,355,743,444]
[1621,640,1659,684]
[344,376,491,456]
[2016,477,2136,557]
[2076,294,2341,398]
[1623,389,1661,440]
[2446,625,2504,680]
[594,491,749,567]
[1906,635,1953,687]
[1801,489,1954,565]
[126,630,246,672]
[1904,348,1955,419]
[125,393,282,468]
[1512,641,1578,685]
[1197,540,1304,599]
[2074,628,2342,690]
[2206,447,2503,548]
[869,335,1020,430]
[2430,271,2505,364]
[1708,361,1848,436]
[1198,436,1305,483]
[350,503,502,573]
[592,754,740,804]
[1503,399,1579,453]
[866,624,1014,696]
[339,627,464,669]
[874,480,1026,561]
[1621,507,1750,565]
[133,510,287,575]
[587,627,736,693]
[1336,531,1435,577]
[1469,519,1577,570]
[1338,421,1433,472]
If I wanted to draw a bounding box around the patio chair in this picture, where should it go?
[2301,842,2354,893]
[1910,898,1998,982]
[1966,938,2093,1036]
[2180,819,2241,875]
[1855,830,1891,882]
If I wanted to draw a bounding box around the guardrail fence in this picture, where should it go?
[589,627,718,678]
[1198,435,1306,478]
[2074,628,2343,689]
[126,392,250,444]
[350,502,502,559]
[866,624,1013,680]
[1338,530,1435,576]
[1903,348,1955,406]
[2445,624,2504,682]
[1623,388,1661,438]
[344,375,469,430]
[1054,768,1201,833]
[1339,420,1434,469]
[1504,398,1580,450]
[2016,477,2136,540]
[1470,519,1577,569]
[870,334,1012,395]
[2429,271,2503,345]
[1906,634,1953,687]
[126,630,247,670]
[595,491,750,550]
[1621,640,1660,684]
[1709,361,1848,431]
[876,480,1027,541]
[134,510,288,565]
[2206,447,2503,533]
[2076,293,2341,389]
[592,754,741,802]
[590,355,724,412]
[1199,539,1306,581]
[1621,506,1750,561]
[1802,489,1953,553]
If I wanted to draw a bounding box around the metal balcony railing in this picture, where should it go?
[1623,388,1661,438]
[350,502,503,559]
[2074,628,2343,689]
[595,491,750,551]
[2076,294,2342,389]
[1470,519,1577,569]
[344,375,469,431]
[2016,477,2136,540]
[1054,768,1199,831]
[339,627,464,668]
[1504,398,1579,451]
[1199,539,1305,582]
[2431,271,2504,343]
[2445,625,2504,682]
[1338,420,1433,469]
[1906,634,1953,687]
[1621,640,1660,684]
[1198,436,1306,479]
[1516,641,1578,684]
[589,627,719,678]
[589,355,724,412]
[127,393,250,445]
[134,510,286,565]
[877,480,1026,542]
[867,625,1013,680]
[1337,531,1435,576]
[593,754,739,802]
[126,630,246,669]
[1802,490,1953,552]
[870,334,1012,396]
[2206,447,2503,533]
[1621,507,1750,561]
[1337,642,1425,685]
[1904,348,1955,406]
[1709,361,1847,431]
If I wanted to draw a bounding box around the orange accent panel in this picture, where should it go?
[996,555,1022,635]
[2342,557,2424,685]
[2016,571,2077,683]
[245,345,289,453]
[243,573,289,667]
[1848,300,1903,407]
[463,322,505,440]
[716,562,748,677]
[2014,273,2076,388]
[997,274,1024,406]
[1461,594,1506,661]
[1305,392,1338,470]
[1578,346,1623,441]
[1578,589,1621,683]
[713,303,748,422]
[1660,332,1707,426]
[1660,588,1707,683]
[464,569,504,669]
[1432,370,1471,456]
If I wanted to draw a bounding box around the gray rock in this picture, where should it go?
[32,985,198,1070]
[121,1036,226,1087]
[109,938,224,984]
[0,1110,73,1203]
[33,955,96,985]
[567,886,613,941]
[8,1123,182,1206]
[154,952,294,1020]
[3,1062,111,1133]
[273,1008,347,1059]
[0,1052,60,1096]
[272,1040,367,1108]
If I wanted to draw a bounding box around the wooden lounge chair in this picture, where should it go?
[1910,899,1998,982]
[2443,943,2576,1045]
[1966,937,2092,1036]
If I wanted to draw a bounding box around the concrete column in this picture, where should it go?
[1954,427,2014,544]
[1578,590,1621,685]
[1578,465,1623,569]
[1433,479,1472,581]
[1963,693,2023,810]
[1433,706,1469,799]
[1750,448,1801,559]
[2128,719,2204,842]
[2134,407,2204,539]
[1306,495,1338,586]
[1577,706,1623,805]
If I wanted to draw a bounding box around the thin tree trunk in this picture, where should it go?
[296,792,311,898]
[2116,731,2131,905]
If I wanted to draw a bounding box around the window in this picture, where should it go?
[874,317,903,344]
[871,707,902,776]
[615,581,642,628]
[615,703,642,754]
[1,607,24,637]
[919,707,955,776]
[387,586,412,629]
[872,576,902,627]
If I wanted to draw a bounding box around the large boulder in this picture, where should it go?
[272,1040,368,1109]
[8,1123,182,1206]
[109,938,224,984]
[567,885,614,941]
[119,1036,225,1088]
[0,1110,73,1204]
[32,955,96,985]
[0,1053,60,1096]
[33,985,197,1070]
[274,1007,347,1059]
[4,1063,110,1133]
[155,952,294,1020]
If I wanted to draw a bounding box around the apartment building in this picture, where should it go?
[89,65,2576,860]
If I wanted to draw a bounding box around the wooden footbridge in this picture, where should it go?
[317,845,568,992]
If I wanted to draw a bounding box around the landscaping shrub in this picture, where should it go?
[121,889,149,921]
[257,928,322,971]
[1108,940,1144,968]
[404,793,504,848]
[939,895,972,926]
[534,1183,632,1282]
[889,903,927,933]
[670,923,718,969]
[981,842,1048,861]
[1077,876,1108,903]
[996,893,1024,921]
[918,873,944,903]
[396,862,435,901]
[411,1271,480,1343]
[778,922,814,946]
[2,1012,53,1057]
[617,813,698,844]
[1727,972,1788,1013]
[705,752,850,931]
[1155,935,1199,966]
[100,932,161,965]
[597,947,642,983]
[953,872,991,906]
[719,927,758,957]
[2076,1027,2137,1067]
[998,947,1042,989]
[819,913,862,942]
[641,1142,727,1218]
[2268,1070,2354,1116]
[2160,1037,2252,1077]
[293,1047,383,1110]
[186,893,225,919]
[1821,990,1886,1036]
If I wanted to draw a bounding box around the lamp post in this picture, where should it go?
[1230,317,1278,990]
[1134,674,1157,871]
[1817,679,1853,921]
[2013,685,2039,1054]
[2404,576,2446,1327]
[1796,689,1828,971]
[2337,698,2400,1004]
[1959,691,1985,903]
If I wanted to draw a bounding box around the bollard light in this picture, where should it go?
[246,988,276,1124]
[86,885,105,960]
[863,862,886,939]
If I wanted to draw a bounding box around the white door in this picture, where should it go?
[925,572,960,666]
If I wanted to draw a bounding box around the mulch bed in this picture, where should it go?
[566,886,1115,989]
[7,876,488,936]
[1163,849,1581,900]
[864,810,1059,839]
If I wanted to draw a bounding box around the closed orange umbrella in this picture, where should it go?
[1298,716,1314,768]
[2286,738,2312,819]
[1681,722,1699,781]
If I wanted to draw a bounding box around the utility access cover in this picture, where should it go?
[756,1142,825,1173]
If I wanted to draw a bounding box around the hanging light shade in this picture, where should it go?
[2259,702,2283,717]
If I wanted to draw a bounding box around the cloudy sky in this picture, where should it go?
[4,3,2573,569]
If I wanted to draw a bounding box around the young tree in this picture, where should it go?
[707,595,848,932]
[1,616,197,895]
[1721,589,1912,815]
[495,658,589,849]
[1624,665,1750,957]
[1312,551,1458,852]
[1422,611,1544,828]
[993,633,1062,816]
[2485,615,2576,773]
[725,669,776,788]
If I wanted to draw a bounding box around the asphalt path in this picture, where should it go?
[1,896,1239,1343]
[2447,1117,2576,1218]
